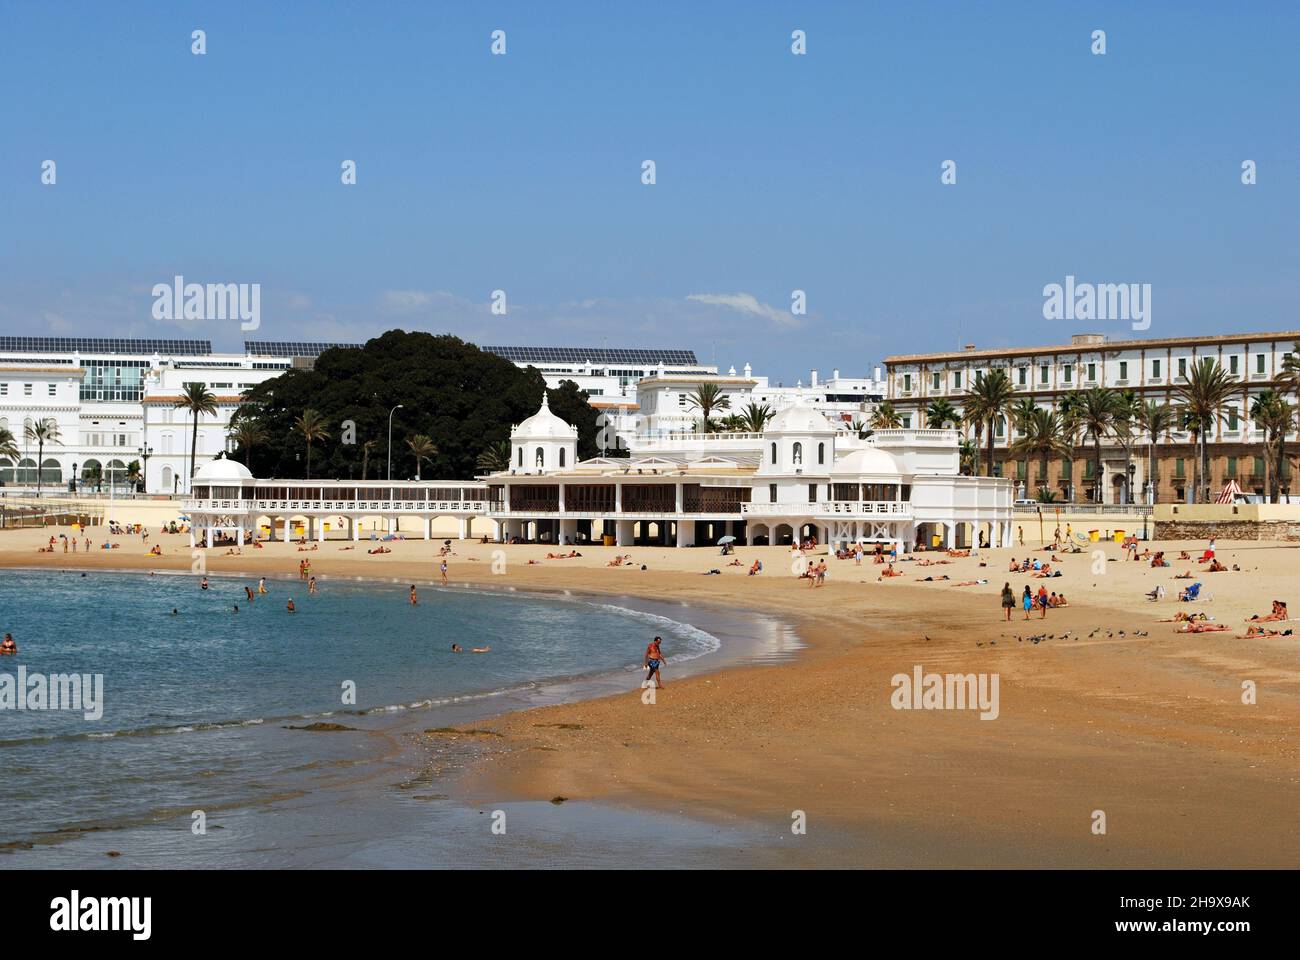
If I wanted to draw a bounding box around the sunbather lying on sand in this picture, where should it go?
[1243,624,1294,638]
[1177,621,1228,633]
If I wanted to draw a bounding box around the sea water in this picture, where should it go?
[0,569,718,853]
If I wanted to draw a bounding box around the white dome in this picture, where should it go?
[831,447,904,477]
[766,402,835,435]
[192,456,254,483]
[514,395,577,439]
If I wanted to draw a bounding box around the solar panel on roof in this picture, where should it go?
[483,346,698,365]
[0,337,213,355]
[243,341,362,357]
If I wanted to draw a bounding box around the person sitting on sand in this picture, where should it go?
[1056,594,1068,607]
[1247,601,1288,622]
[879,563,903,580]
[748,560,762,576]
[727,558,743,566]
[1206,559,1228,572]
[0,633,16,655]
[149,544,162,556]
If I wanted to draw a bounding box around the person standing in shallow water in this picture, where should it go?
[409,584,418,605]
[643,636,666,690]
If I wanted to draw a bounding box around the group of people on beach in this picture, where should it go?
[1001,583,1062,619]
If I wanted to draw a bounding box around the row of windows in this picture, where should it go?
[770,441,827,467]
[516,447,568,469]
[0,383,59,397]
[902,354,1278,392]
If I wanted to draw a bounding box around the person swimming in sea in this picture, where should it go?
[0,633,17,655]
[286,599,296,613]
[409,585,418,605]
[451,644,463,653]
[200,577,209,590]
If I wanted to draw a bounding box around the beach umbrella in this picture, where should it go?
[717,535,737,544]
[1215,479,1243,504]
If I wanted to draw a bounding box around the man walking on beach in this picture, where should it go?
[643,636,666,689]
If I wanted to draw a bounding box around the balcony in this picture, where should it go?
[744,500,912,519]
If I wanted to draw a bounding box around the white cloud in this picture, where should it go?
[685,292,803,329]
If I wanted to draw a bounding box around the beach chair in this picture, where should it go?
[1179,582,1202,602]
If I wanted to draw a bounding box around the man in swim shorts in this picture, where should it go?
[643,636,666,689]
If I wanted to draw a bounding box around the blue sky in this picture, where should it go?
[2,1,1297,381]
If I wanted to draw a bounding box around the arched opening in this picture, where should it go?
[517,447,523,468]
[773,523,794,546]
[535,447,545,469]
[792,442,803,466]
[559,448,566,468]
[749,522,770,546]
[770,442,777,465]
[81,459,103,492]
[161,465,174,492]
[818,442,825,465]
[16,458,37,484]
[41,458,62,485]
[0,458,13,484]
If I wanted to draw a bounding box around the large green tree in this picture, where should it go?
[237,332,599,480]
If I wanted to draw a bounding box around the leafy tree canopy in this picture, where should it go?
[238,331,599,480]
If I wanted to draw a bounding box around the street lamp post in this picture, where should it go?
[386,404,404,481]
[138,445,153,494]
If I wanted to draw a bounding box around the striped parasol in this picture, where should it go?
[1215,479,1243,504]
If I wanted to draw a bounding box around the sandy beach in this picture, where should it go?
[3,525,1298,867]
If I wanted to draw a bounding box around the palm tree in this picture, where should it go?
[716,414,747,432]
[738,402,775,433]
[126,459,143,492]
[1056,393,1085,501]
[925,397,959,429]
[848,419,870,439]
[360,439,377,480]
[1173,357,1236,503]
[295,408,331,480]
[684,383,731,432]
[0,426,18,462]
[406,433,438,479]
[961,369,1015,476]
[1251,390,1295,502]
[475,439,511,473]
[1134,399,1175,505]
[1277,340,1300,404]
[1006,398,1040,494]
[870,402,902,430]
[1008,407,1070,500]
[24,418,61,497]
[228,418,267,469]
[174,382,218,490]
[1070,387,1124,503]
[958,438,978,476]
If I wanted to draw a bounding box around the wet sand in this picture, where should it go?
[3,527,1298,866]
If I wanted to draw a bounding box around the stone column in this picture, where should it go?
[559,518,578,544]
[676,519,696,547]
[458,516,470,540]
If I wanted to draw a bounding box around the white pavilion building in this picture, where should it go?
[183,398,1012,552]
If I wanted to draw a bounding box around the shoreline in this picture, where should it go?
[0,550,803,866]
[3,529,1300,867]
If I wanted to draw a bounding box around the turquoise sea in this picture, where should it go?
[0,568,739,863]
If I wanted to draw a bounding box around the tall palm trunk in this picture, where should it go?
[190,413,200,486]
[1275,434,1287,503]
[306,439,313,480]
[1093,434,1103,504]
[986,416,996,476]
[36,437,44,497]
